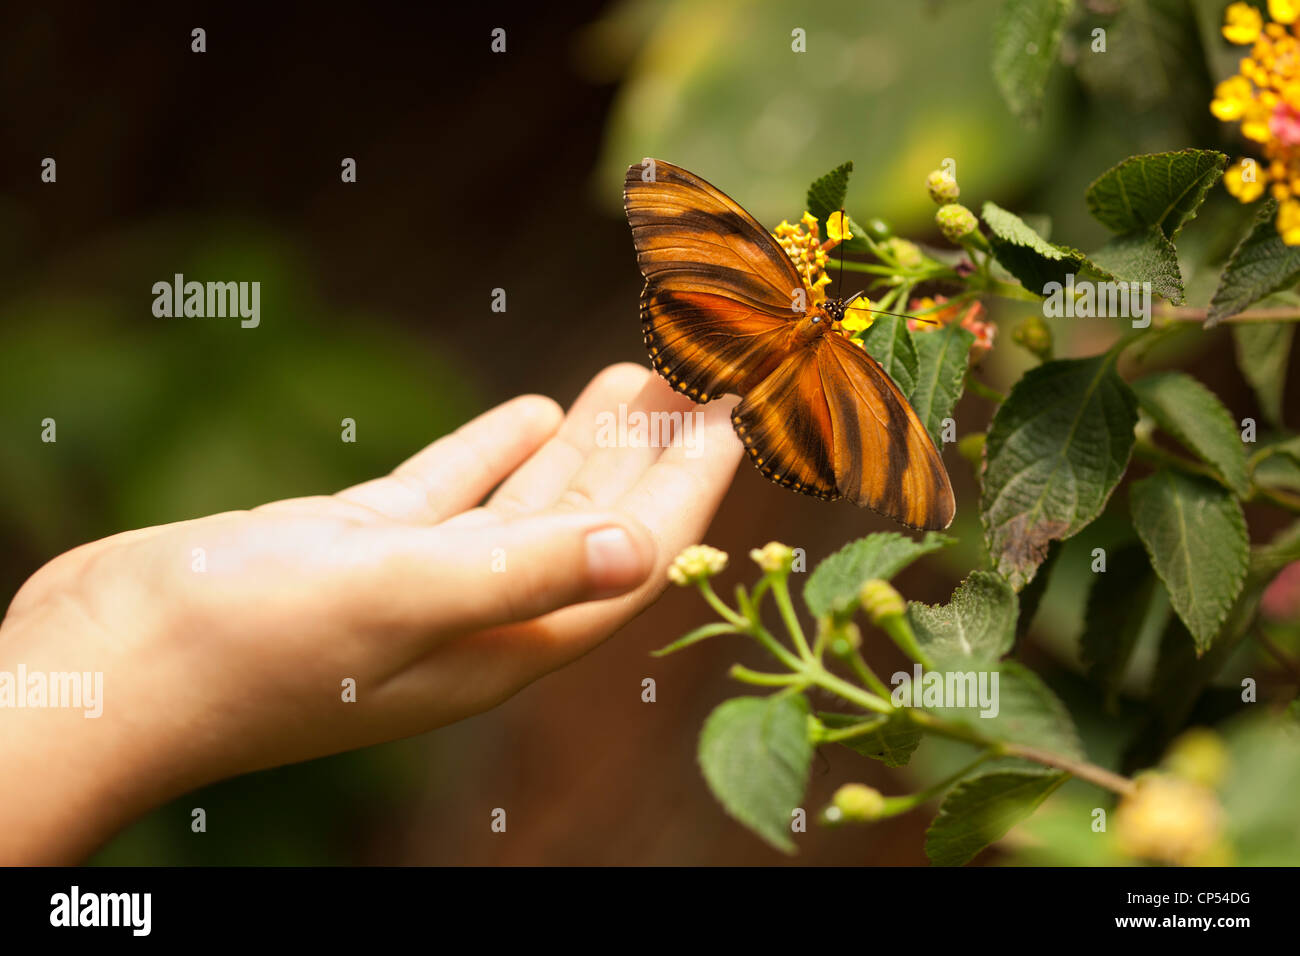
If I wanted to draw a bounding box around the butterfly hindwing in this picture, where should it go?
[625,160,803,401]
[817,333,955,530]
[730,352,839,501]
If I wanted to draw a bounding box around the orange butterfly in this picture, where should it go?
[623,159,955,531]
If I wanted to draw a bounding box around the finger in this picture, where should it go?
[363,511,657,636]
[477,396,745,667]
[550,373,697,512]
[486,363,653,517]
[335,395,562,523]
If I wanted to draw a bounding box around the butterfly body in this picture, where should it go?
[624,160,955,530]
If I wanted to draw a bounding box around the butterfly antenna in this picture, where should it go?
[837,207,845,299]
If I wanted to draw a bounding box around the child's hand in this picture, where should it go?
[0,364,742,861]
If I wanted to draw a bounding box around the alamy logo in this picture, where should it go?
[50,886,151,936]
[595,404,704,458]
[891,664,999,718]
[1042,273,1151,328]
[0,665,102,718]
[152,273,260,328]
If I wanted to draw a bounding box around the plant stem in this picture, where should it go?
[964,372,1006,403]
[907,711,1135,796]
[879,751,998,816]
[1156,305,1300,323]
[1132,437,1222,483]
[697,579,749,629]
[1252,628,1300,684]
[805,663,894,715]
[848,649,894,699]
[771,575,812,662]
[729,664,808,688]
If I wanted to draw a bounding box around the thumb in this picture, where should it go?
[387,512,658,633]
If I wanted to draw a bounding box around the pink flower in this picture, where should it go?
[1270,101,1300,146]
[1261,560,1300,620]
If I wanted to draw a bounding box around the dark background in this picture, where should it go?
[1,0,1294,864]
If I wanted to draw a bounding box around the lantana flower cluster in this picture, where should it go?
[1213,1,1300,243]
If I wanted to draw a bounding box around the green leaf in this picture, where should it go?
[1085,149,1226,240]
[1088,227,1183,304]
[1129,469,1249,654]
[1232,319,1294,426]
[1207,200,1300,327]
[804,531,954,618]
[1075,0,1211,119]
[907,571,1019,665]
[818,711,921,768]
[860,314,919,398]
[926,660,1084,758]
[1132,371,1250,496]
[1252,436,1300,491]
[1147,520,1300,740]
[982,355,1139,591]
[908,321,975,447]
[990,0,1073,122]
[983,200,1092,293]
[1079,543,1167,709]
[698,695,812,853]
[806,161,870,252]
[925,769,1067,866]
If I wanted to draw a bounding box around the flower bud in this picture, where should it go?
[882,237,923,271]
[827,783,887,823]
[667,544,728,586]
[1114,772,1223,865]
[1012,314,1053,361]
[821,618,862,658]
[1162,728,1230,789]
[926,169,960,204]
[749,541,795,574]
[936,203,979,243]
[859,579,905,623]
[863,217,893,241]
[957,432,985,469]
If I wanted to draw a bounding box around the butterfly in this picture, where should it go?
[623,159,955,531]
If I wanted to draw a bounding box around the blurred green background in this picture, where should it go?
[2,0,1296,864]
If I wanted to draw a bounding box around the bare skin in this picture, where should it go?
[0,363,743,863]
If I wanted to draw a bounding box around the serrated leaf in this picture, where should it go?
[1132,371,1250,496]
[926,660,1084,758]
[908,321,974,446]
[983,200,1092,293]
[991,0,1073,122]
[804,531,954,618]
[1207,200,1300,327]
[982,354,1139,591]
[806,162,871,253]
[818,711,922,768]
[907,571,1019,665]
[1130,469,1248,654]
[1080,543,1166,709]
[859,314,919,398]
[1088,227,1183,304]
[698,695,812,853]
[1232,319,1294,426]
[1085,149,1226,240]
[925,769,1067,866]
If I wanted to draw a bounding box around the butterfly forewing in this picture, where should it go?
[625,161,803,401]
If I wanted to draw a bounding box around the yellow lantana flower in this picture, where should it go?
[1278,198,1300,242]
[839,298,876,347]
[826,210,852,243]
[1224,160,1266,202]
[1212,2,1300,243]
[1223,2,1263,44]
[1270,0,1299,25]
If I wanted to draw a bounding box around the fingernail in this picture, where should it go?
[585,526,648,595]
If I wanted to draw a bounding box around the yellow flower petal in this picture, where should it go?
[826,211,852,243]
[1223,2,1263,44]
[1278,199,1300,244]
[1225,162,1266,202]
